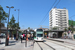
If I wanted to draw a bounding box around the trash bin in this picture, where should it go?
[74,35,75,39]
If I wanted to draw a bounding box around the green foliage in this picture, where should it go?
[9,15,20,30]
[12,30,16,34]
[19,31,22,33]
[0,5,8,22]
[0,5,8,34]
[28,27,30,29]
[64,28,67,31]
[52,27,58,30]
[69,20,75,26]
[68,27,71,30]
[8,15,16,30]
[64,33,66,36]
[49,30,51,32]
[8,15,20,35]
[69,20,75,33]
[15,23,20,29]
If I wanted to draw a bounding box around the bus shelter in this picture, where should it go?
[44,30,64,38]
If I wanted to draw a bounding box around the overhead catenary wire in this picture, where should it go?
[40,14,49,25]
[39,0,61,26]
[54,0,60,7]
[38,0,57,26]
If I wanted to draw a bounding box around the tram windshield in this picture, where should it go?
[37,34,43,37]
[37,29,43,31]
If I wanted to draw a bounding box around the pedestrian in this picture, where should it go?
[28,34,30,40]
[23,34,25,39]
[14,34,16,40]
[20,34,23,43]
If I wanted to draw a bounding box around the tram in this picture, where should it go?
[34,28,44,41]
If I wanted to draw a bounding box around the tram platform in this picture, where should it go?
[47,38,75,45]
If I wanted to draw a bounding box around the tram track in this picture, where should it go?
[36,42,55,50]
[45,39,75,50]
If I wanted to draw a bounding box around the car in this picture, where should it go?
[0,33,6,38]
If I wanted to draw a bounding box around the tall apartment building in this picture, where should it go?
[49,8,69,30]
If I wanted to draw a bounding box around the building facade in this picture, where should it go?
[49,8,69,30]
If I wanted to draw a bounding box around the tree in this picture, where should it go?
[15,23,20,29]
[8,15,16,39]
[28,27,30,30]
[8,15,16,29]
[64,28,67,31]
[69,21,74,32]
[0,5,8,34]
[15,23,20,40]
[52,27,58,30]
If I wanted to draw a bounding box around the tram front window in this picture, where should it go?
[37,34,43,37]
[37,29,43,31]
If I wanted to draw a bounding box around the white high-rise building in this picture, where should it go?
[49,8,69,30]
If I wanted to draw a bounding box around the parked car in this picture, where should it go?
[0,33,6,38]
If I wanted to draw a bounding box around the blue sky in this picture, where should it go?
[0,0,75,29]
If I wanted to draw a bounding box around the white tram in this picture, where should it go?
[34,29,44,41]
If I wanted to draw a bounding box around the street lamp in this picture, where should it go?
[14,9,20,40]
[5,6,14,46]
[14,9,19,24]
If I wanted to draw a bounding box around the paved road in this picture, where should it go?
[38,42,53,50]
[0,38,75,50]
[33,39,75,50]
[45,39,74,50]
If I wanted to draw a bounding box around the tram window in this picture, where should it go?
[37,29,43,31]
[37,34,43,37]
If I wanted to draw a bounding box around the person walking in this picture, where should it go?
[14,34,16,40]
[23,34,25,39]
[20,34,23,43]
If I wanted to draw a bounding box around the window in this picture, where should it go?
[61,28,62,29]
[56,14,58,15]
[64,17,66,18]
[61,25,62,27]
[60,18,62,19]
[37,29,43,31]
[64,15,66,16]
[37,34,43,37]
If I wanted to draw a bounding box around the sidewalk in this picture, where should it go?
[0,38,34,50]
[0,38,5,48]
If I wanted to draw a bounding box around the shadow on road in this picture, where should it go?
[9,41,17,43]
[43,40,46,42]
[0,49,5,50]
[8,43,16,46]
[0,42,5,45]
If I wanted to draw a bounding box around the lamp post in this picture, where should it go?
[5,6,14,46]
[14,9,20,40]
[14,9,19,24]
[25,30,27,47]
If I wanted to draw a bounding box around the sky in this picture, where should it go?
[0,0,75,29]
